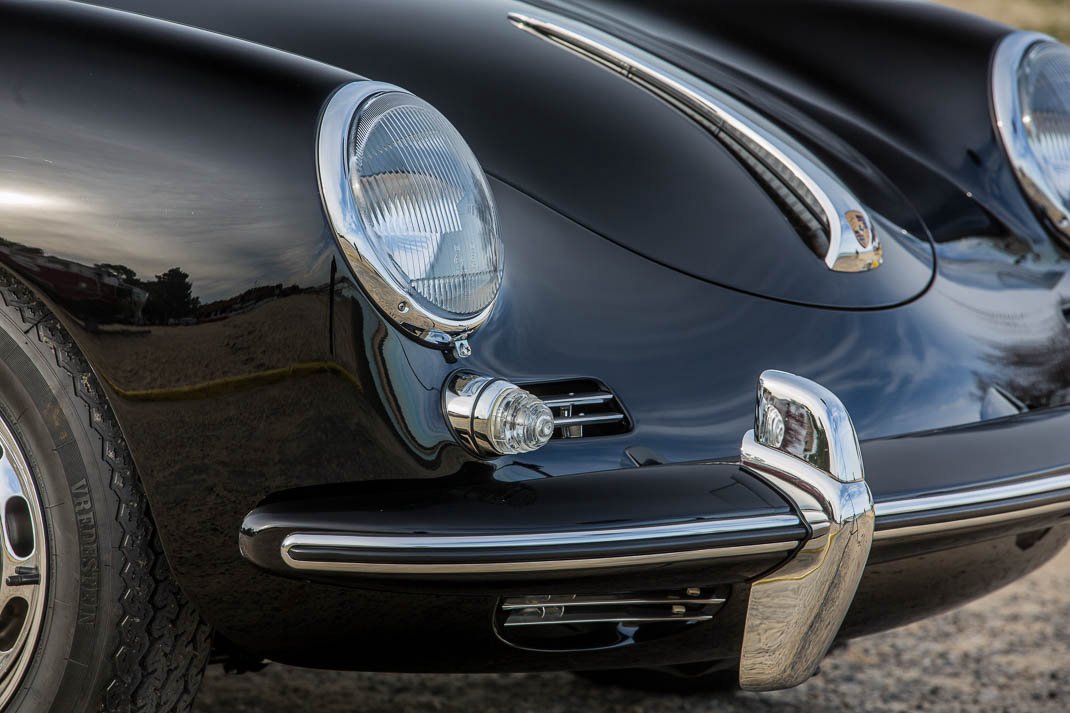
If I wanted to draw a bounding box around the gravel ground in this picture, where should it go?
[193,543,1070,713]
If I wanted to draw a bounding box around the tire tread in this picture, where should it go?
[0,272,211,713]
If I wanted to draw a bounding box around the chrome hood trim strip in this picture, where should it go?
[507,11,882,272]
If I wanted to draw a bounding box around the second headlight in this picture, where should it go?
[994,33,1070,240]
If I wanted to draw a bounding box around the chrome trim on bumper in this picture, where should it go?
[877,469,1070,518]
[874,468,1070,540]
[876,500,1070,541]
[286,514,799,552]
[279,514,802,575]
[281,537,799,575]
[272,471,1070,575]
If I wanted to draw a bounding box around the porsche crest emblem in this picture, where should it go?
[845,210,871,249]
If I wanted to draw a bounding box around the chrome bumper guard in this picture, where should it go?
[736,370,873,690]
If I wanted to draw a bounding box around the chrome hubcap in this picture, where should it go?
[0,417,47,707]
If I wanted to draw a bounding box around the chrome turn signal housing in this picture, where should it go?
[444,373,555,456]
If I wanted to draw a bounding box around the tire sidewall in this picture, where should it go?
[0,304,121,712]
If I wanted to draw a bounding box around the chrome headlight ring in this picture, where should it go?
[993,32,1070,241]
[317,81,504,353]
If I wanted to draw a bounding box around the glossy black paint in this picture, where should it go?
[844,522,1070,639]
[0,0,1067,672]
[862,402,1070,501]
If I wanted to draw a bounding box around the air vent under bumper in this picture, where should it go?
[496,587,727,651]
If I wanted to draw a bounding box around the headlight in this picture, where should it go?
[993,33,1070,240]
[318,82,503,351]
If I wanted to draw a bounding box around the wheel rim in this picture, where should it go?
[0,415,47,708]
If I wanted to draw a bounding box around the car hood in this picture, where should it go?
[90,0,975,308]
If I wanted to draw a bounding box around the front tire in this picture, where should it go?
[0,272,211,713]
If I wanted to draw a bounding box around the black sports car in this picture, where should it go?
[0,0,1068,710]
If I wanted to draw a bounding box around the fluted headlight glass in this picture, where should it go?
[995,35,1070,239]
[1019,43,1070,222]
[348,91,503,318]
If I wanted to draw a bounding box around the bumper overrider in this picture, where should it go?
[736,372,873,690]
[240,371,1070,689]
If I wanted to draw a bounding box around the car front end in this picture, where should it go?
[0,0,1068,698]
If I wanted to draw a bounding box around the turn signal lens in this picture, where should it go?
[444,374,554,456]
[488,388,556,455]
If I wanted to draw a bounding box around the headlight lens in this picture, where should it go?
[349,92,502,317]
[994,34,1070,238]
[1020,43,1070,218]
[318,82,503,349]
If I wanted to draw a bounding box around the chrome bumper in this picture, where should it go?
[265,463,1070,575]
[240,370,1070,691]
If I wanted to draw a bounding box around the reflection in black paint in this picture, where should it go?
[0,235,310,328]
[0,237,149,325]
